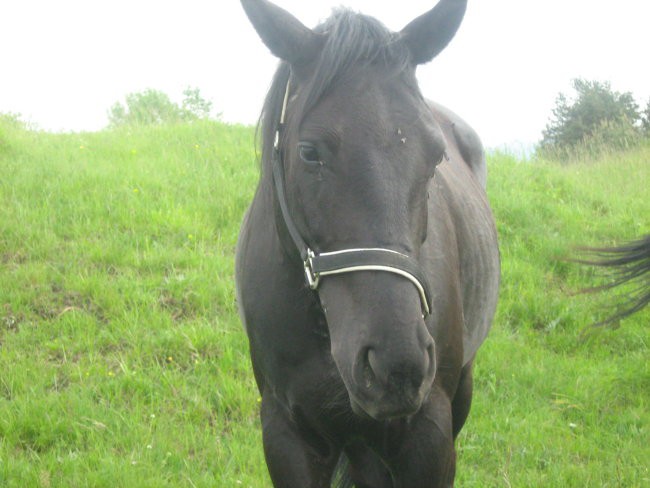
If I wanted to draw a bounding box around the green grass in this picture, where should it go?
[0,119,648,487]
[459,147,650,487]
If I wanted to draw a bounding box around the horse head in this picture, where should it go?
[242,0,467,420]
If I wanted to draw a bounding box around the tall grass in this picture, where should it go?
[0,120,648,486]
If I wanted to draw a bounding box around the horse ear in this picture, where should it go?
[241,0,324,65]
[400,0,467,65]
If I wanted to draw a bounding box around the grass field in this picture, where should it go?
[0,118,648,487]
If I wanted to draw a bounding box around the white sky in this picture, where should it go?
[1,0,649,148]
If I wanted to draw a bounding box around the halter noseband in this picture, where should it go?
[271,79,432,316]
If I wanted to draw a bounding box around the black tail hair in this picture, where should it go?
[576,234,650,326]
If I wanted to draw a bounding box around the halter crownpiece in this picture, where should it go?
[274,78,291,151]
[271,78,433,316]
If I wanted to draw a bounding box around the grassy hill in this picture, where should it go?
[0,119,648,486]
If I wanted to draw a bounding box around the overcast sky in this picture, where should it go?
[2,0,649,148]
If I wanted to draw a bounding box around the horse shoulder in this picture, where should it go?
[424,103,500,365]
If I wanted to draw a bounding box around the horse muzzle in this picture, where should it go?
[348,336,436,420]
[319,267,437,420]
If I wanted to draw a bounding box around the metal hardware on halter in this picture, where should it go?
[271,78,433,317]
[304,248,320,289]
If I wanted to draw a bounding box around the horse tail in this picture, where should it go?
[331,452,354,488]
[576,234,650,326]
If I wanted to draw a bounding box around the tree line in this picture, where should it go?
[109,80,649,161]
[3,81,649,161]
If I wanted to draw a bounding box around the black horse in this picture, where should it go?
[577,235,650,326]
[236,0,500,485]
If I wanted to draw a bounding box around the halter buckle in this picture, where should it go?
[304,249,320,289]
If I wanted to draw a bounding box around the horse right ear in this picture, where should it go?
[241,0,324,65]
[400,0,467,65]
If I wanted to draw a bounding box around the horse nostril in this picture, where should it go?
[356,340,435,396]
[363,348,376,389]
[367,347,426,392]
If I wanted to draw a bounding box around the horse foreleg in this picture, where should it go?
[385,385,456,488]
[344,439,394,487]
[451,359,473,439]
[260,392,339,488]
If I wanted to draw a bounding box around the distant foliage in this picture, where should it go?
[540,79,643,158]
[642,99,650,134]
[181,87,213,121]
[108,87,215,127]
[0,112,29,156]
[0,112,27,129]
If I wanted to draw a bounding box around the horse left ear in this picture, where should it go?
[241,0,324,65]
[400,0,467,65]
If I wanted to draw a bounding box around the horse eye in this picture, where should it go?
[298,143,322,166]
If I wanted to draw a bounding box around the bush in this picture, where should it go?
[108,87,215,127]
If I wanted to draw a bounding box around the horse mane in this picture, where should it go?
[577,234,650,326]
[257,9,412,178]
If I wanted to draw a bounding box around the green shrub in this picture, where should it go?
[108,87,215,127]
[541,117,644,162]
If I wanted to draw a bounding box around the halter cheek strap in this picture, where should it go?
[271,79,433,316]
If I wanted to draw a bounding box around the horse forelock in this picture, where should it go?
[258,9,412,179]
